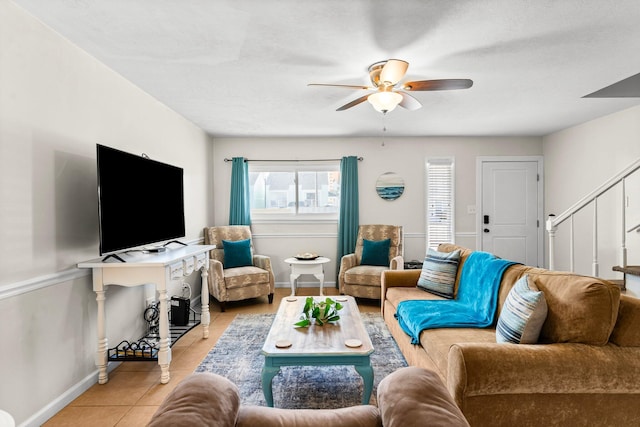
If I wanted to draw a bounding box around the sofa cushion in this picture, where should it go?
[148,373,240,427]
[496,274,548,344]
[420,327,496,379]
[492,264,620,346]
[360,238,391,266]
[610,294,640,347]
[222,238,252,268]
[529,272,620,345]
[223,266,270,289]
[344,265,386,286]
[417,249,461,298]
[237,405,381,427]
[385,286,445,311]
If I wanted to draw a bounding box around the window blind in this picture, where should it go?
[426,158,454,250]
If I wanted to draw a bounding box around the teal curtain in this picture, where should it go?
[337,156,359,266]
[229,157,251,225]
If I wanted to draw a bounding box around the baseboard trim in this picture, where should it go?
[23,295,204,427]
[21,362,121,427]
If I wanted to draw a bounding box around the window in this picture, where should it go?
[426,158,454,250]
[248,162,341,219]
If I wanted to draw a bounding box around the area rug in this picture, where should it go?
[195,312,407,409]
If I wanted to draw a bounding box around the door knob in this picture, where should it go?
[484,228,490,233]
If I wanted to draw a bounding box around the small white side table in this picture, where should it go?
[284,257,331,296]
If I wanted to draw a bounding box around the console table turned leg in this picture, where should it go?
[95,289,109,384]
[157,288,172,384]
[200,266,210,339]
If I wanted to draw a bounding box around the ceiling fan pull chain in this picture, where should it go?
[381,119,387,147]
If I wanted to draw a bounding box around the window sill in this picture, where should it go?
[250,216,338,225]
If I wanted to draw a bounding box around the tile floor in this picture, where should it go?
[43,287,380,426]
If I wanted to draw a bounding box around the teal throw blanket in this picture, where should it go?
[396,251,518,344]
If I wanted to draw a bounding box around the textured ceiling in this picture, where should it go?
[13,0,640,137]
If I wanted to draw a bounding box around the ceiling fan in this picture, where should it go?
[308,59,473,113]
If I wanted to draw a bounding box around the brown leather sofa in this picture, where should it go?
[381,244,640,426]
[147,366,469,427]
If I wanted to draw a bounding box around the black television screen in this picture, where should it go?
[97,144,185,255]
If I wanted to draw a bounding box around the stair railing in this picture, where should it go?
[546,158,640,274]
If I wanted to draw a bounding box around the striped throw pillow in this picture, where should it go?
[496,274,548,344]
[417,249,461,299]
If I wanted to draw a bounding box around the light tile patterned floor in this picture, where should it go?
[43,287,380,426]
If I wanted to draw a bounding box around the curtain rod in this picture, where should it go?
[224,157,363,162]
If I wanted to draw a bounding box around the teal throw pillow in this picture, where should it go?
[360,238,391,267]
[222,239,252,269]
[417,249,460,299]
[496,274,548,344]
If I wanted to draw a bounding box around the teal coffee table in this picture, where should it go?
[261,295,374,407]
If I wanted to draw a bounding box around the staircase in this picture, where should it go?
[612,265,640,291]
[546,158,640,295]
[615,222,640,289]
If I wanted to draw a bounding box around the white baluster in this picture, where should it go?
[592,198,599,277]
[546,214,557,271]
[621,178,627,268]
[570,215,575,272]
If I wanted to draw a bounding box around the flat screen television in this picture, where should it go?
[96,144,185,256]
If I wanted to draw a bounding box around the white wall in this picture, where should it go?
[0,2,212,425]
[543,105,640,294]
[212,136,542,285]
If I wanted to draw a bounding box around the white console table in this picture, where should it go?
[78,245,215,384]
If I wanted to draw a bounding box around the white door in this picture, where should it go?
[479,159,542,266]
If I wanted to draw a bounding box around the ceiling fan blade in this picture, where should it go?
[402,79,473,91]
[380,59,409,85]
[308,83,372,90]
[398,91,422,111]
[336,94,370,111]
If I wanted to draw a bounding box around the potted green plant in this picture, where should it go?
[294,296,343,327]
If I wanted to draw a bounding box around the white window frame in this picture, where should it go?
[248,161,341,222]
[426,157,455,250]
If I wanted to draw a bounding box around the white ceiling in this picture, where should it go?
[13,0,640,138]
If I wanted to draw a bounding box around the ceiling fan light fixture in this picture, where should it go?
[313,58,472,113]
[367,91,402,113]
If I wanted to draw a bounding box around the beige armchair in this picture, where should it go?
[204,226,274,312]
[338,224,404,299]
